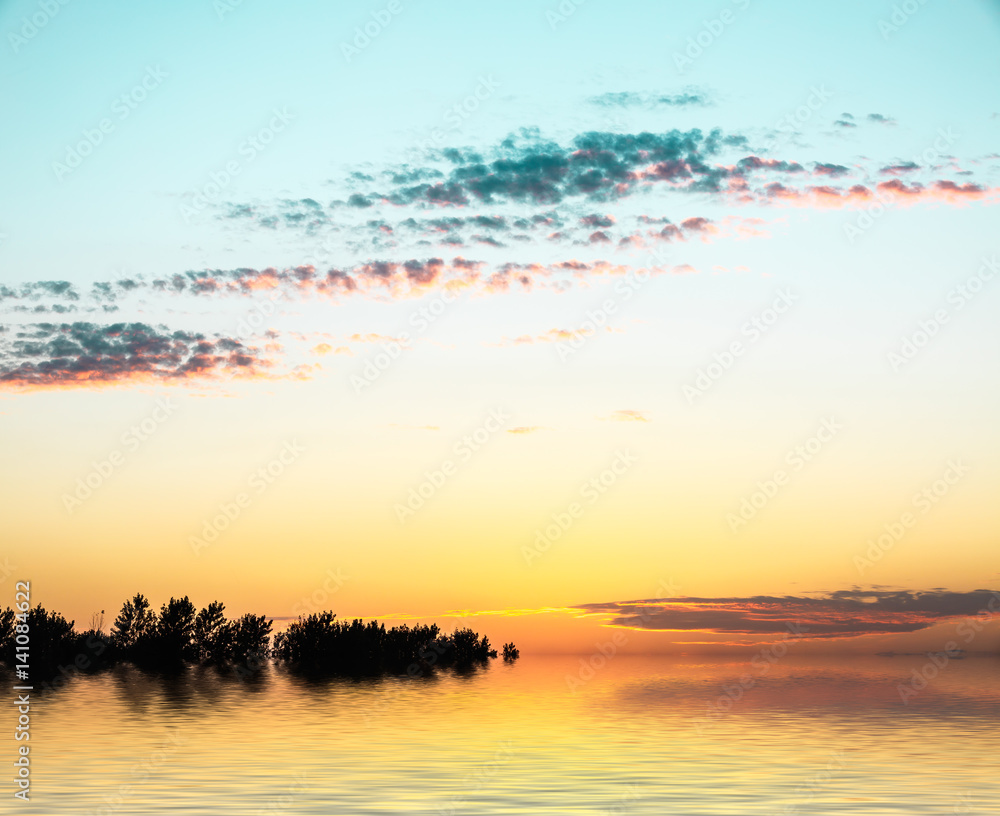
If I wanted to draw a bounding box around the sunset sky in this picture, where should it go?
[2,0,998,655]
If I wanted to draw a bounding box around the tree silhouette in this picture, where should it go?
[0,607,13,655]
[111,593,156,653]
[194,601,228,663]
[154,596,197,664]
[222,613,272,664]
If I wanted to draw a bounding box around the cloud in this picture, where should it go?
[618,214,768,248]
[735,156,805,174]
[588,90,710,108]
[507,426,545,434]
[341,127,748,208]
[601,409,649,422]
[208,124,996,258]
[879,161,920,175]
[494,328,586,346]
[0,322,285,388]
[758,179,997,208]
[814,162,850,177]
[580,214,616,228]
[573,589,1000,640]
[867,113,897,126]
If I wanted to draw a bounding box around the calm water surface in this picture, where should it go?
[5,655,999,815]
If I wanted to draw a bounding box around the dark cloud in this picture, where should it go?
[814,162,850,177]
[347,193,373,208]
[363,128,747,207]
[0,322,275,387]
[472,234,505,248]
[736,156,805,173]
[867,113,897,125]
[0,280,82,303]
[879,161,920,175]
[573,589,1000,639]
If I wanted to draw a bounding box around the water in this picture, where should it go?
[5,654,998,815]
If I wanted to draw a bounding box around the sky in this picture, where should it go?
[1,0,999,655]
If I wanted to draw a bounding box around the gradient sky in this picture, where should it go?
[2,0,999,654]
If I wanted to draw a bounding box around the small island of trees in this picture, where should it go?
[0,594,519,685]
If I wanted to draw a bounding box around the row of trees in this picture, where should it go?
[0,605,80,673]
[0,595,270,673]
[110,595,271,667]
[0,595,519,679]
[272,613,509,674]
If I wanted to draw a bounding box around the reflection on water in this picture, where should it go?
[5,654,999,815]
